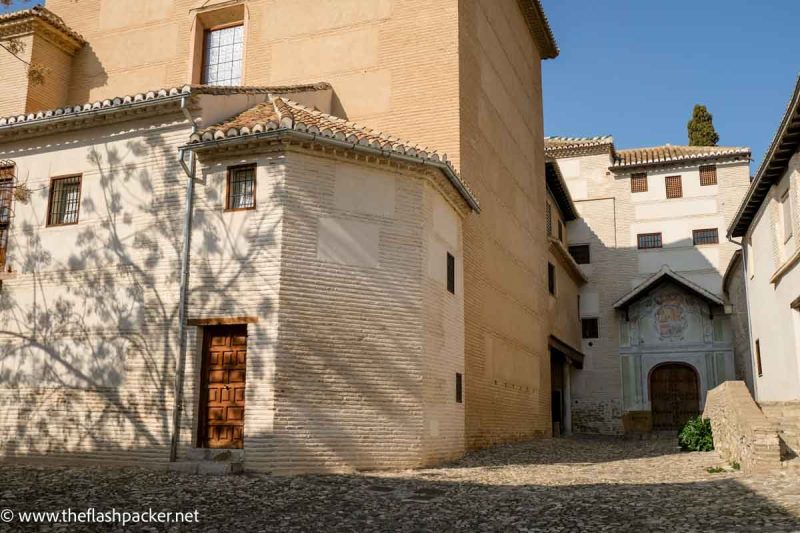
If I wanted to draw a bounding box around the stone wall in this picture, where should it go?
[704,381,781,473]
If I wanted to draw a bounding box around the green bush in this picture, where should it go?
[678,416,714,451]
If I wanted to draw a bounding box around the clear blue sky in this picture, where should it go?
[542,0,799,170]
[3,1,797,169]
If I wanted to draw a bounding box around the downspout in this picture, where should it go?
[728,234,758,400]
[170,96,197,463]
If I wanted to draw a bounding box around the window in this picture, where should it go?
[692,228,719,246]
[226,165,255,210]
[548,262,556,295]
[455,372,463,403]
[699,165,717,186]
[47,175,81,226]
[637,232,662,249]
[568,244,590,264]
[665,175,683,199]
[558,220,563,242]
[755,339,763,377]
[582,318,599,339]
[446,252,455,294]
[203,24,244,86]
[546,202,552,236]
[782,190,793,243]
[0,166,12,269]
[631,172,648,193]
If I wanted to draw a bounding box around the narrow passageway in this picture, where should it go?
[3,437,799,532]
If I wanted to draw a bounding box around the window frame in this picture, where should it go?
[201,22,245,87]
[46,174,82,227]
[455,372,463,403]
[630,172,648,193]
[547,262,556,295]
[637,232,663,250]
[0,167,13,270]
[699,165,717,186]
[581,317,599,339]
[568,244,590,264]
[755,339,763,377]
[225,164,257,212]
[446,252,455,294]
[665,175,683,199]
[692,228,719,246]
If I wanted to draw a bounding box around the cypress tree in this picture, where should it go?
[687,105,720,146]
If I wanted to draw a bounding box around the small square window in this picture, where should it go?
[455,372,463,403]
[665,175,683,199]
[226,165,256,210]
[446,252,455,294]
[47,175,81,226]
[548,262,556,295]
[582,318,599,339]
[692,228,719,246]
[568,244,590,264]
[700,165,717,186]
[637,232,662,249]
[631,173,648,193]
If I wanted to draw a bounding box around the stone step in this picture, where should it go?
[168,461,244,475]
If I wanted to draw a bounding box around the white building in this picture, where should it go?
[545,137,751,434]
[729,76,800,403]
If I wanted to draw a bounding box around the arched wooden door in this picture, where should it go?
[649,363,699,430]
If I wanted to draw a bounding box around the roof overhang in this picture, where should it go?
[729,76,800,238]
[548,335,584,369]
[545,159,578,221]
[613,266,725,310]
[517,0,559,59]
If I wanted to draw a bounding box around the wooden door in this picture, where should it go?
[199,325,247,448]
[650,363,699,430]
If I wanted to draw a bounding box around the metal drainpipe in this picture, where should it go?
[170,97,197,463]
[727,235,758,399]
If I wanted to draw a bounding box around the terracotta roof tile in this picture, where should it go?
[613,144,750,169]
[0,6,85,45]
[189,96,479,211]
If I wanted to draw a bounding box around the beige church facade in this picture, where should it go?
[545,137,752,434]
[0,1,590,473]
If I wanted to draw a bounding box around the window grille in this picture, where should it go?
[226,165,255,210]
[48,175,81,226]
[637,232,662,249]
[699,165,717,186]
[631,172,648,193]
[0,167,12,269]
[665,175,683,198]
[692,228,719,246]
[203,24,244,86]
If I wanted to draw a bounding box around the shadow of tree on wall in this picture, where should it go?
[0,122,277,460]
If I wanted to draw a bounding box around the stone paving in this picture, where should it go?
[1,437,799,532]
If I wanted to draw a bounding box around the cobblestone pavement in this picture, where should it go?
[2,437,799,532]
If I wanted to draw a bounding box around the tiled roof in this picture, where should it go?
[729,75,800,238]
[544,136,615,158]
[0,6,85,45]
[188,97,479,211]
[613,144,750,169]
[518,0,559,59]
[0,83,330,128]
[613,265,725,309]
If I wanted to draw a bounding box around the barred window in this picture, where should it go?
[226,165,255,210]
[581,318,599,339]
[0,167,13,269]
[631,172,648,193]
[202,24,244,86]
[47,175,81,226]
[568,244,590,264]
[692,228,719,246]
[637,232,662,249]
[546,202,552,236]
[665,175,683,198]
[699,165,717,186]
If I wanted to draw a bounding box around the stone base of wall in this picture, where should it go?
[572,399,623,435]
[758,401,800,462]
[704,381,782,473]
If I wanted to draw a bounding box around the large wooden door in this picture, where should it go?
[650,363,699,430]
[199,325,247,448]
